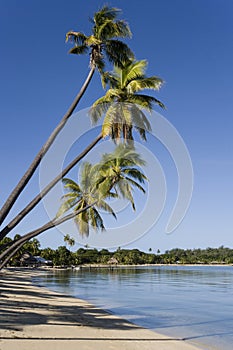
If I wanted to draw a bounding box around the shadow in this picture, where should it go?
[0,270,143,333]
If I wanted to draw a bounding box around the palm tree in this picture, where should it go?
[0,147,147,269]
[66,5,133,72]
[90,59,165,142]
[96,144,147,210]
[0,59,160,243]
[0,5,133,226]
[57,162,116,236]
[63,234,75,251]
[0,162,115,268]
[0,135,102,242]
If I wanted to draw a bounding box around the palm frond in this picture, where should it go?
[90,207,105,231]
[128,94,165,110]
[69,45,89,55]
[96,199,117,219]
[100,144,145,167]
[127,76,164,93]
[86,35,101,46]
[116,179,135,210]
[94,6,120,27]
[131,106,151,130]
[80,162,94,191]
[116,103,131,125]
[66,31,87,45]
[104,40,134,68]
[74,208,89,236]
[105,88,122,100]
[56,199,77,218]
[123,168,147,183]
[102,105,117,137]
[124,176,146,193]
[89,99,111,124]
[98,20,132,40]
[113,20,132,38]
[95,57,105,73]
[61,193,80,200]
[121,60,147,87]
[101,71,119,89]
[62,178,82,193]
[130,105,152,138]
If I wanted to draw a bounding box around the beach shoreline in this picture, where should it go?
[0,268,202,350]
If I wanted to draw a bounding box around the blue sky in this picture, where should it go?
[0,0,233,252]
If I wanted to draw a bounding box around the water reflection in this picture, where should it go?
[35,265,233,350]
[38,265,233,292]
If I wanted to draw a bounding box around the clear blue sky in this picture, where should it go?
[0,0,233,252]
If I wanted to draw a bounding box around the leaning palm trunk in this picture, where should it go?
[0,202,95,270]
[0,67,95,226]
[0,133,102,242]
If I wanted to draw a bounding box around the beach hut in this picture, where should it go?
[20,252,37,267]
[107,257,118,265]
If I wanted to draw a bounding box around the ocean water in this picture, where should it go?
[34,265,233,350]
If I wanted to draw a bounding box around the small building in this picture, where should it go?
[34,256,53,267]
[20,252,37,267]
[20,252,52,267]
[107,257,118,265]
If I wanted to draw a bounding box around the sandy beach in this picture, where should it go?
[0,268,201,350]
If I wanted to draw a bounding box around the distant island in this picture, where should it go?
[1,236,233,267]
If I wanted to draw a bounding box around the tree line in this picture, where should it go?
[2,236,233,267]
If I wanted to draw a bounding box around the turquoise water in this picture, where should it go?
[34,265,233,350]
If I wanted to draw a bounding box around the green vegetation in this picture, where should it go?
[0,146,147,269]
[1,237,233,267]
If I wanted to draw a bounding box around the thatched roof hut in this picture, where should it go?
[20,252,37,267]
[107,257,118,265]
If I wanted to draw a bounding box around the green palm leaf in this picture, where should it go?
[90,207,105,231]
[66,31,87,45]
[56,198,79,218]
[93,6,120,26]
[90,100,110,124]
[124,176,146,193]
[102,105,117,138]
[117,179,135,210]
[120,60,147,87]
[66,6,134,70]
[97,199,117,219]
[101,71,119,89]
[128,94,165,110]
[123,168,147,183]
[62,178,82,193]
[127,76,163,93]
[58,160,117,237]
[97,144,147,211]
[69,45,89,55]
[90,58,164,141]
[104,40,134,67]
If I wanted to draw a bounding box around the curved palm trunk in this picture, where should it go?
[0,66,95,226]
[0,202,95,270]
[0,133,102,242]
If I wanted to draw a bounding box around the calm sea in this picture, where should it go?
[34,265,233,350]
